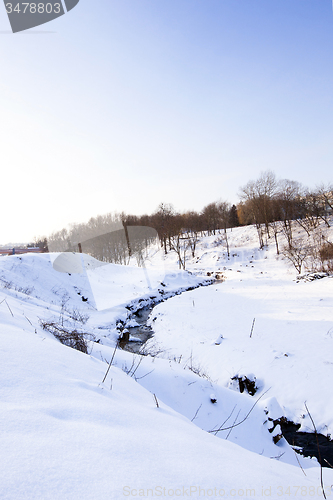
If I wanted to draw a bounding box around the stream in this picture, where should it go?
[118,273,217,353]
[279,419,333,468]
[118,305,154,353]
[117,281,333,468]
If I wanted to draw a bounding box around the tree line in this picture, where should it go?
[33,171,333,273]
[238,172,333,273]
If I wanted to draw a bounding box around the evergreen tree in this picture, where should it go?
[229,205,240,227]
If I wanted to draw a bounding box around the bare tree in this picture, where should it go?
[217,201,231,257]
[319,240,333,273]
[239,171,277,249]
[296,189,324,236]
[183,211,202,258]
[315,184,333,227]
[168,215,189,270]
[153,203,175,254]
[269,198,283,255]
[282,243,310,274]
[275,179,302,250]
[47,228,71,252]
[202,202,221,236]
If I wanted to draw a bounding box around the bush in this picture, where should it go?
[319,243,333,272]
[39,320,95,354]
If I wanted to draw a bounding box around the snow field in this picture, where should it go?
[0,223,332,499]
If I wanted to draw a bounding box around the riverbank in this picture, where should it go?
[1,226,333,498]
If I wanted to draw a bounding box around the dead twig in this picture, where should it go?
[250,318,256,338]
[209,388,271,435]
[213,405,237,436]
[101,341,119,384]
[191,404,202,422]
[130,355,144,378]
[153,393,159,408]
[294,449,307,476]
[304,402,326,499]
[5,300,13,317]
[135,369,155,380]
[270,452,285,461]
[226,409,241,440]
[24,315,33,326]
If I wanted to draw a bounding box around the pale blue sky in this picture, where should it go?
[0,0,333,243]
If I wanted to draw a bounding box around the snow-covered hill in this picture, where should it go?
[0,224,332,499]
[146,224,333,435]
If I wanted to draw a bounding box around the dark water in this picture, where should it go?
[119,306,154,353]
[279,419,333,468]
[118,283,333,468]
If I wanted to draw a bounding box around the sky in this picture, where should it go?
[0,0,333,244]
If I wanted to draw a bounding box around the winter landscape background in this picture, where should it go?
[1,194,333,498]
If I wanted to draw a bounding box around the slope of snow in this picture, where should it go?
[0,296,330,500]
[0,224,332,499]
[147,224,333,436]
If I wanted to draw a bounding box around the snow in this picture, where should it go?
[0,224,333,499]
[147,226,333,439]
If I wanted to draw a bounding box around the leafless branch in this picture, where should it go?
[5,299,13,317]
[213,405,237,436]
[209,388,271,435]
[191,404,202,422]
[101,341,119,384]
[304,402,326,499]
[226,409,241,440]
[153,393,159,408]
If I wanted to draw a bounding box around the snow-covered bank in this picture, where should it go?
[0,228,333,498]
[0,296,330,500]
[147,225,333,437]
[0,252,208,345]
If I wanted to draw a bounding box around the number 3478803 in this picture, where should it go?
[5,3,61,14]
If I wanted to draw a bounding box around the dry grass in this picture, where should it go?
[39,320,95,354]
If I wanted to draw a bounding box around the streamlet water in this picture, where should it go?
[119,281,333,468]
